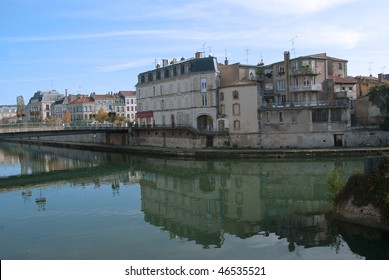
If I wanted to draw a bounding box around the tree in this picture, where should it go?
[108,112,117,123]
[95,108,108,123]
[369,84,389,130]
[64,111,71,123]
[16,95,25,122]
[368,84,389,112]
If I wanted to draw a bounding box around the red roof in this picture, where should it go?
[136,111,153,118]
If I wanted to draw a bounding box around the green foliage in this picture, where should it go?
[368,84,389,113]
[327,168,344,201]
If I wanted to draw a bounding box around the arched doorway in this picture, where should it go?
[197,115,213,132]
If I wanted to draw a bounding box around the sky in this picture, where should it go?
[1,0,388,105]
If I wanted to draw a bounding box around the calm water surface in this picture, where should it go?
[0,142,388,260]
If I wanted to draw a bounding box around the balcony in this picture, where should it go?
[290,84,322,92]
[260,99,349,109]
[290,67,321,76]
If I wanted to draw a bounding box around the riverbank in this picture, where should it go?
[2,138,389,159]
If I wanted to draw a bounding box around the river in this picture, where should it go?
[0,142,388,260]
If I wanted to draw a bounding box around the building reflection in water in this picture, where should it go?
[137,157,342,251]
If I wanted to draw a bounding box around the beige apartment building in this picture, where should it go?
[257,52,354,148]
[136,52,220,131]
[67,96,95,121]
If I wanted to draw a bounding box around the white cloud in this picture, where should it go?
[219,0,357,15]
[97,60,152,73]
[2,30,171,42]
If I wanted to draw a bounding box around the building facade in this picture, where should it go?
[67,96,96,121]
[136,53,220,130]
[121,91,137,122]
[257,52,352,148]
[0,105,17,123]
[25,90,64,121]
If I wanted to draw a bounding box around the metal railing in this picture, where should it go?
[0,122,128,134]
[261,99,349,109]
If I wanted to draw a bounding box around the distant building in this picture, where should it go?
[92,93,115,114]
[25,90,64,121]
[66,95,95,121]
[0,105,17,123]
[120,91,137,122]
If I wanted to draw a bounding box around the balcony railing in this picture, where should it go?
[289,67,321,76]
[290,84,322,92]
[261,99,349,109]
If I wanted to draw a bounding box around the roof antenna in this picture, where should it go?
[245,47,250,64]
[208,46,213,56]
[287,36,298,58]
[369,61,374,76]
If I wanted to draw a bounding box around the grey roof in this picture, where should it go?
[190,57,217,73]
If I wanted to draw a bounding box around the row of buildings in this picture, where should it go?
[134,51,389,148]
[23,90,137,123]
[2,50,389,148]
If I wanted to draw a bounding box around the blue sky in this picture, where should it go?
[1,0,388,105]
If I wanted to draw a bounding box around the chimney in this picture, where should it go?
[195,52,202,59]
[224,57,229,65]
[65,89,68,97]
[172,58,177,64]
[162,59,168,67]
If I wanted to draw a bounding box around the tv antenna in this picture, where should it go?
[369,61,374,76]
[208,46,213,56]
[245,47,250,64]
[287,36,298,58]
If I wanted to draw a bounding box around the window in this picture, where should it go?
[266,112,271,123]
[233,103,240,115]
[339,63,343,70]
[201,78,207,93]
[331,109,342,121]
[233,120,240,130]
[201,94,207,106]
[312,109,328,122]
[277,80,285,90]
[264,69,273,77]
[303,77,310,87]
[233,90,239,99]
[279,111,284,123]
[220,92,224,101]
[278,66,285,74]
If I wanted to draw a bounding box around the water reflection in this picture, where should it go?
[0,142,388,259]
[138,157,342,252]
